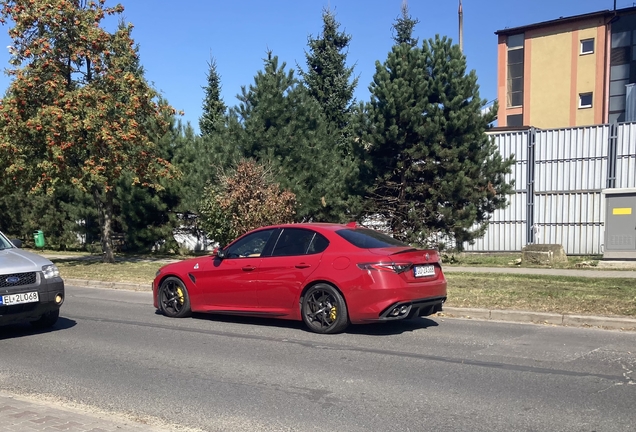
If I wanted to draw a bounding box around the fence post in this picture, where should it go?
[606,122,618,189]
[526,128,536,245]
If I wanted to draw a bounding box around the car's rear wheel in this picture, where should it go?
[159,277,191,318]
[30,309,59,329]
[302,283,348,334]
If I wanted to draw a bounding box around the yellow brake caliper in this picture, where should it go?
[176,287,185,305]
[329,306,337,321]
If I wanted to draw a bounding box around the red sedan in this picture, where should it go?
[153,222,447,334]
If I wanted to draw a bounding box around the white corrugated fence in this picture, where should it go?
[464,122,636,255]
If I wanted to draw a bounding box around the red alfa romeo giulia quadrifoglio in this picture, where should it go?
[153,222,447,334]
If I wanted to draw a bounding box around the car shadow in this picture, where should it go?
[345,317,439,336]
[0,316,77,340]
[190,312,308,331]
[183,311,438,336]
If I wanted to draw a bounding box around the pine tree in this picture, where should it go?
[365,9,514,249]
[0,0,179,262]
[199,56,226,136]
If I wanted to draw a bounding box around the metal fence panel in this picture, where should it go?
[463,123,634,254]
[463,192,527,252]
[533,192,605,255]
[534,125,609,192]
[616,122,636,188]
[464,131,528,252]
[530,125,609,254]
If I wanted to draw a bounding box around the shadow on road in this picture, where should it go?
[181,311,438,336]
[345,318,439,336]
[0,316,77,340]
[189,312,307,331]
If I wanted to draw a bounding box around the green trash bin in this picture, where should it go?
[33,230,45,248]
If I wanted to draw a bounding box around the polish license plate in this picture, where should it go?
[0,291,39,306]
[413,265,435,278]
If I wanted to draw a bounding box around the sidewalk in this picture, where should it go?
[0,391,183,432]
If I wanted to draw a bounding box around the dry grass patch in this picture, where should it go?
[442,253,603,269]
[55,259,164,284]
[446,273,636,317]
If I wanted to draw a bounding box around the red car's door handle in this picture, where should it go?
[242,266,256,272]
[295,263,311,269]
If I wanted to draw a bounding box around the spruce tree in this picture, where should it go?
[232,52,355,222]
[298,9,364,217]
[393,2,419,46]
[199,56,226,136]
[365,9,514,249]
[114,110,185,253]
[300,8,358,136]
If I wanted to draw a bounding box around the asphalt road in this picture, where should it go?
[1,285,635,432]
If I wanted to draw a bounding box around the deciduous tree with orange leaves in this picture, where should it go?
[198,159,297,248]
[0,0,179,262]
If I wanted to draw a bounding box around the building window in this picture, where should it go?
[580,39,594,55]
[579,93,593,108]
[506,114,523,127]
[507,34,524,108]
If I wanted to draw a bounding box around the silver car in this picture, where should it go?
[0,230,64,328]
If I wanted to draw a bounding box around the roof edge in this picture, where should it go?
[495,8,618,36]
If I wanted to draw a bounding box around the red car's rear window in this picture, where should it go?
[335,228,409,249]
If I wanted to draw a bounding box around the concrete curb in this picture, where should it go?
[66,278,150,292]
[440,306,636,331]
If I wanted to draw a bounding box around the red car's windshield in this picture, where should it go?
[335,228,410,249]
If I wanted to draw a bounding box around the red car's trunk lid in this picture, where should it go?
[365,247,443,281]
[366,247,439,262]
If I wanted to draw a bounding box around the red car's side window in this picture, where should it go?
[271,229,329,257]
[225,229,274,258]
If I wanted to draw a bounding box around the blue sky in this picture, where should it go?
[0,0,624,132]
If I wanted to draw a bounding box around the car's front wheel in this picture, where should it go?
[302,283,349,334]
[158,277,192,318]
[30,309,59,329]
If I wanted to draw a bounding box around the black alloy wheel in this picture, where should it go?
[301,283,349,334]
[159,277,191,318]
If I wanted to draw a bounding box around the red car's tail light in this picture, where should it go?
[357,262,412,274]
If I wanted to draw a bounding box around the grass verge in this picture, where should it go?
[55,259,164,285]
[446,272,636,317]
[442,253,603,269]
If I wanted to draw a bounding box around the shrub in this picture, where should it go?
[198,159,296,247]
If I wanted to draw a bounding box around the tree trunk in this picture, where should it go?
[92,186,116,263]
[393,166,408,239]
